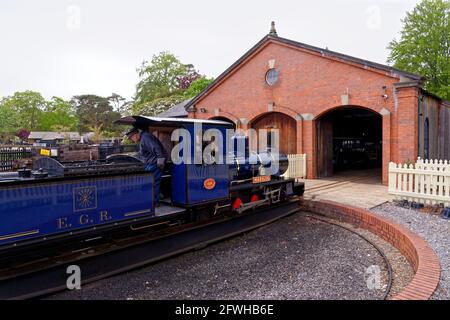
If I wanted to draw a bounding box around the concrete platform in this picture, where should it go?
[302,169,393,210]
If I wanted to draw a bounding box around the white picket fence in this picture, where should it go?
[283,154,307,180]
[388,158,450,206]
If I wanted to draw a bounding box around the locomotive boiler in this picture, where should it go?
[0,116,304,253]
[229,135,290,180]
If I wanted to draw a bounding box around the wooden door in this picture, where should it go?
[317,118,333,178]
[251,112,297,154]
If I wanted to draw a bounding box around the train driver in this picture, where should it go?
[126,127,168,206]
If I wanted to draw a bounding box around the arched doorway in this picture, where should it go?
[250,112,297,154]
[316,106,382,178]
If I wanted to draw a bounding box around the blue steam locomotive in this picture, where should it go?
[0,117,304,252]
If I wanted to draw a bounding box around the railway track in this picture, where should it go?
[0,196,394,300]
[0,199,301,300]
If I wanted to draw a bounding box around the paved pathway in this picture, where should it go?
[302,169,393,210]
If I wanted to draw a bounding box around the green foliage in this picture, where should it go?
[0,91,124,140]
[183,76,214,98]
[107,93,133,115]
[70,95,122,134]
[0,103,20,132]
[0,92,80,137]
[39,97,78,131]
[134,94,186,116]
[0,104,21,142]
[387,0,450,100]
[133,52,205,115]
[0,91,46,131]
[134,52,188,110]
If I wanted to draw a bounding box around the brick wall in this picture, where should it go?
[188,39,438,184]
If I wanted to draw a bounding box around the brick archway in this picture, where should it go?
[247,105,302,127]
[208,111,240,126]
[310,105,390,185]
[209,116,237,129]
[249,111,298,154]
[313,105,384,121]
[248,106,303,154]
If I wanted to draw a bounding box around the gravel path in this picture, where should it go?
[49,213,388,300]
[372,202,450,300]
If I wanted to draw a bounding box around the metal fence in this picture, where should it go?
[0,146,34,172]
[389,157,450,206]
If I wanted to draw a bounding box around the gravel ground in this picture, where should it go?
[316,215,414,298]
[49,213,389,300]
[372,202,450,300]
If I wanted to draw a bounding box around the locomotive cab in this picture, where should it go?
[115,116,234,212]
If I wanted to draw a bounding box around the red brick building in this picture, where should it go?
[186,25,450,185]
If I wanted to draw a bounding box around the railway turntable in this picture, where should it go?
[0,117,304,298]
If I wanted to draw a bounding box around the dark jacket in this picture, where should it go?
[139,131,168,166]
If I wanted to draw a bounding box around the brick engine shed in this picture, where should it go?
[185,25,450,185]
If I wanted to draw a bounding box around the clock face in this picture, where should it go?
[265,68,279,86]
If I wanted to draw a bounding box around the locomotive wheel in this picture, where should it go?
[232,197,243,210]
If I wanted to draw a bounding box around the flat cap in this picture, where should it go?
[125,127,140,137]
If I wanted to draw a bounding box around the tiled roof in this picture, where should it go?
[157,99,190,118]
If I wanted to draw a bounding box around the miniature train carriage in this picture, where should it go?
[0,116,304,251]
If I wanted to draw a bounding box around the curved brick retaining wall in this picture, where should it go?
[299,199,440,300]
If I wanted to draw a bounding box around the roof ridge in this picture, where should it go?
[273,35,423,80]
[185,33,424,111]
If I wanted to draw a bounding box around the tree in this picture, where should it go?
[0,91,46,130]
[134,95,186,116]
[39,97,78,131]
[177,64,201,90]
[16,129,30,140]
[134,52,197,113]
[0,103,21,142]
[387,0,450,100]
[184,76,215,98]
[107,93,133,115]
[71,95,122,134]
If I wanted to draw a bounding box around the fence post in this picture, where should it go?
[388,162,396,194]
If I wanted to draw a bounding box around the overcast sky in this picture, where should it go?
[0,0,419,101]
